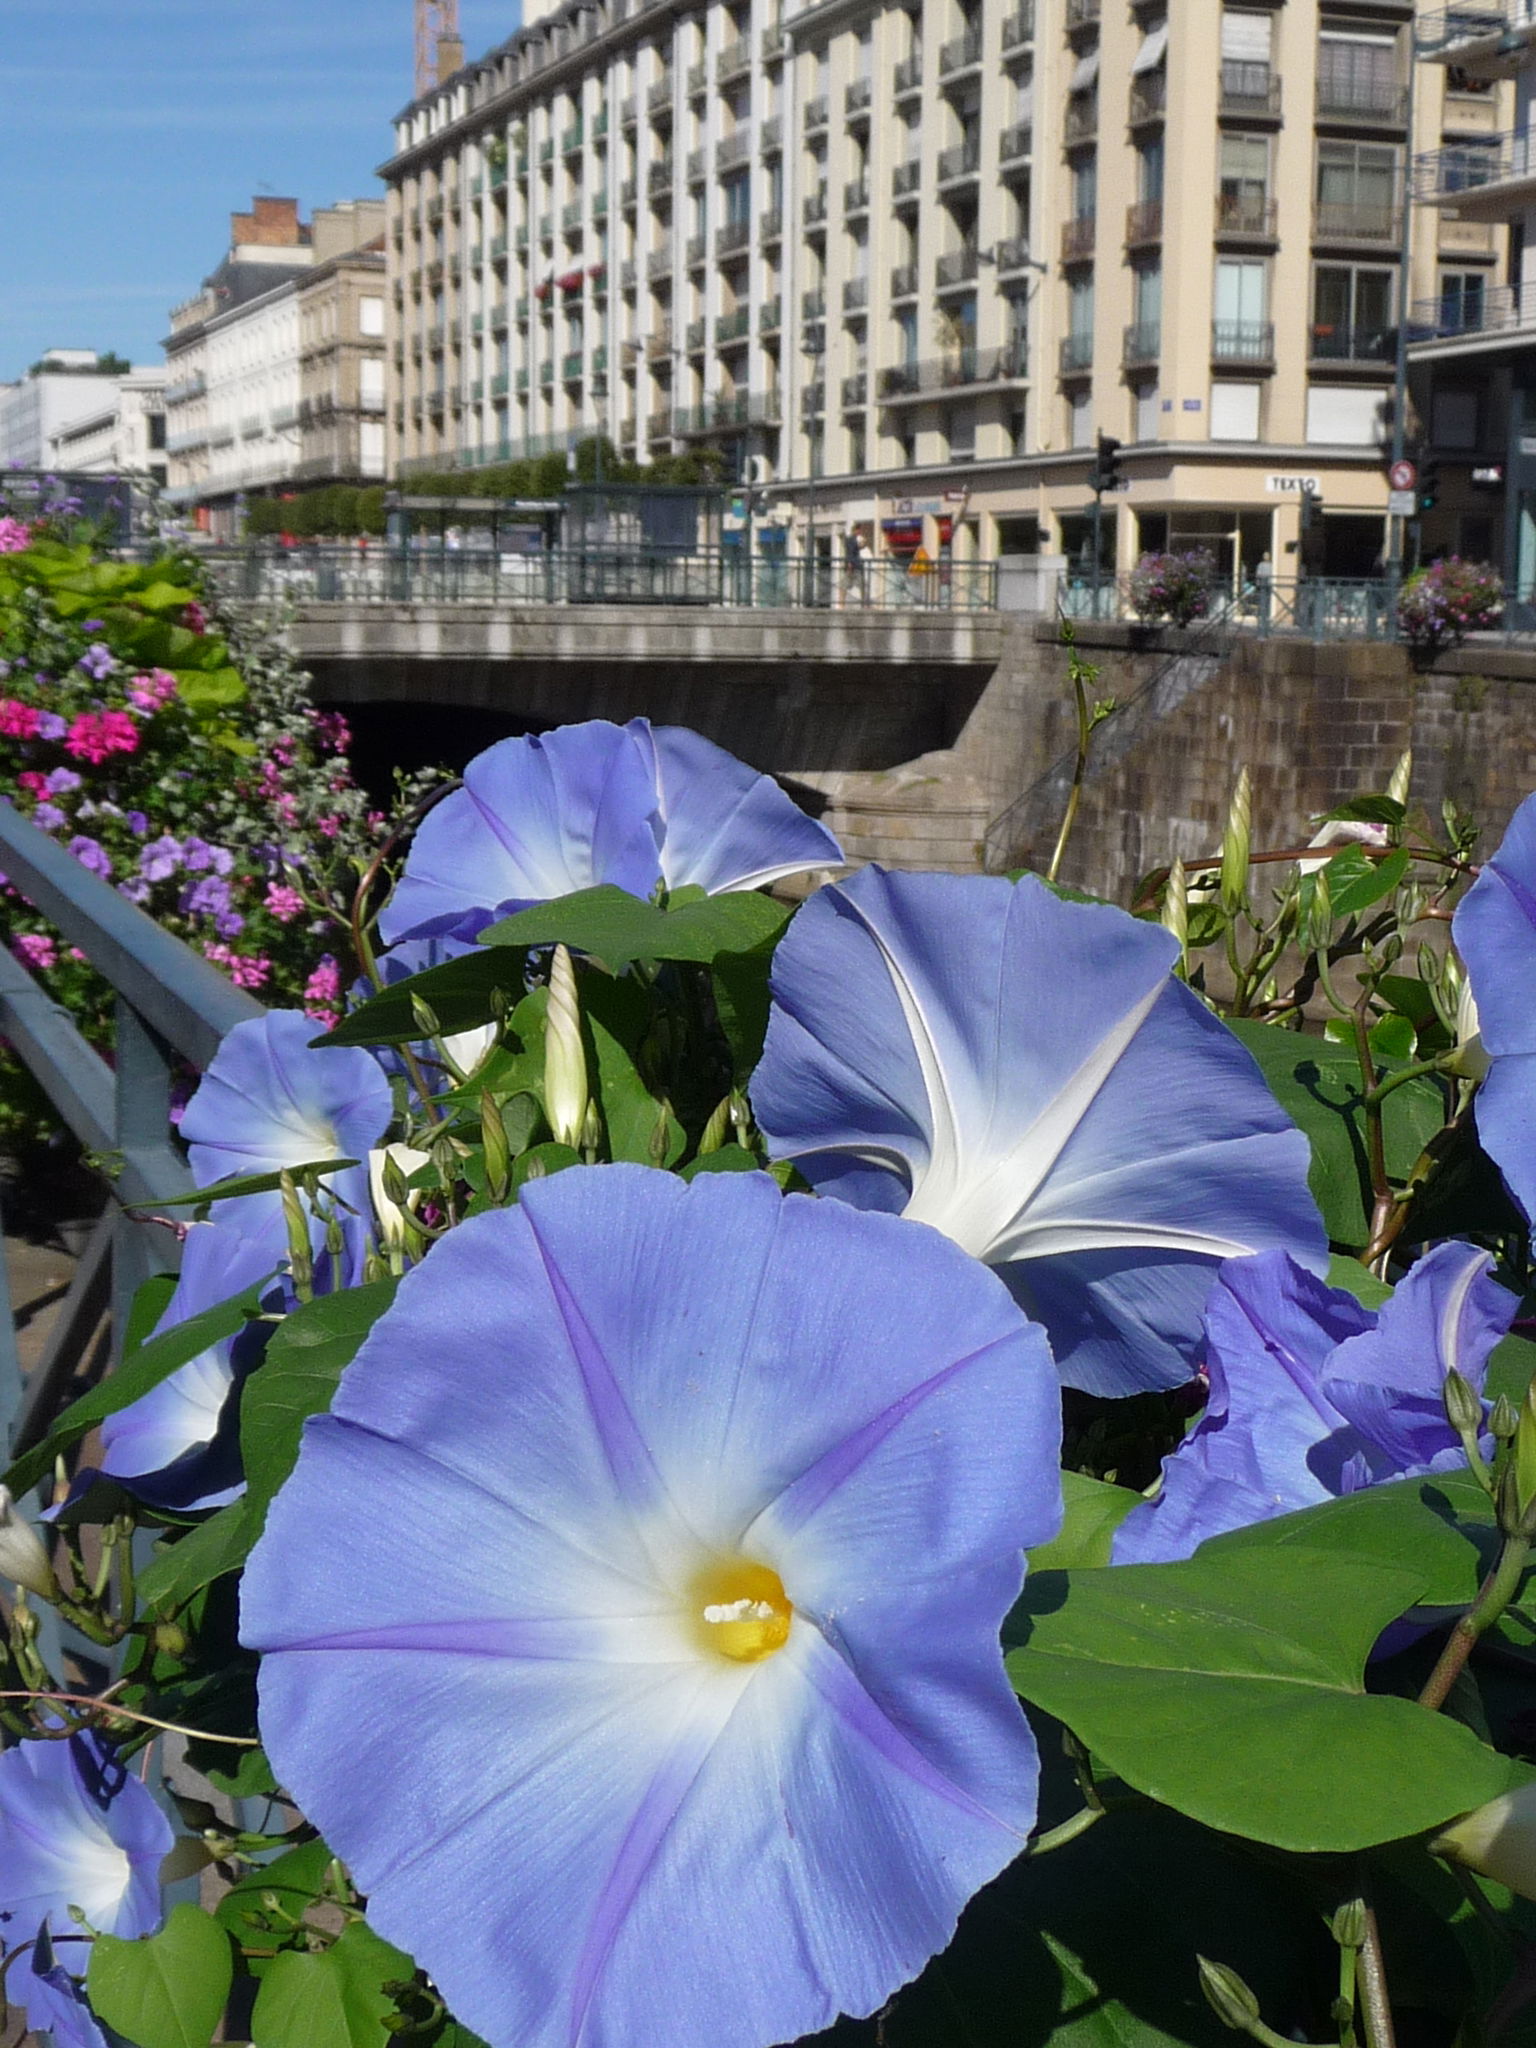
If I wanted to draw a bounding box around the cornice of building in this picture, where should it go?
[765,441,1397,498]
[782,0,879,52]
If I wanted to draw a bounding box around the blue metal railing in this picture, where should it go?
[0,801,263,1460]
[1059,577,1401,639]
[194,545,1001,613]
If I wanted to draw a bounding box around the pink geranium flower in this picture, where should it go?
[0,518,31,554]
[264,883,305,924]
[65,710,139,764]
[13,933,57,972]
[0,700,40,740]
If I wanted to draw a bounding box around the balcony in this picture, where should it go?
[1410,280,1536,340]
[649,156,674,192]
[1123,321,1161,365]
[762,24,786,61]
[1414,132,1536,216]
[939,26,983,76]
[1211,319,1276,363]
[842,373,867,408]
[1059,332,1094,374]
[561,123,584,155]
[687,60,707,95]
[1219,62,1281,118]
[1066,0,1100,25]
[515,367,529,391]
[562,200,583,229]
[648,77,674,114]
[1309,322,1395,362]
[937,138,981,185]
[890,261,919,297]
[687,146,709,182]
[648,406,674,438]
[761,206,783,240]
[877,343,1029,399]
[621,257,637,288]
[716,306,752,344]
[471,310,485,333]
[621,175,638,207]
[539,138,554,163]
[1126,199,1163,244]
[717,37,751,81]
[802,381,825,414]
[562,351,585,381]
[1064,95,1099,143]
[760,296,782,333]
[490,161,509,190]
[718,216,752,254]
[894,53,922,95]
[999,121,1032,166]
[1313,199,1400,242]
[892,158,922,199]
[804,95,829,132]
[846,78,872,118]
[646,321,673,356]
[804,189,828,226]
[647,247,674,279]
[1129,71,1167,123]
[1061,215,1097,261]
[686,317,707,351]
[760,114,783,152]
[935,243,979,287]
[1316,78,1410,125]
[1215,191,1279,239]
[802,287,826,320]
[843,277,869,312]
[686,231,708,266]
[1002,4,1035,52]
[717,128,752,169]
[491,233,508,259]
[491,304,511,331]
[619,95,637,128]
[844,174,870,213]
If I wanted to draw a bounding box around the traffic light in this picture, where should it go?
[1090,432,1124,495]
[1298,484,1326,575]
[1418,457,1441,514]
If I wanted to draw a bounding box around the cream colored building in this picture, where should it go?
[164,198,387,537]
[46,368,169,488]
[385,0,1502,583]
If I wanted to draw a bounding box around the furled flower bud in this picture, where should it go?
[543,945,588,1150]
[0,1486,57,1601]
[1219,769,1252,917]
[1161,858,1188,952]
[1197,1956,1262,2032]
[1433,1782,1536,1901]
[1447,978,1490,1083]
[369,1144,433,1254]
[1387,747,1413,809]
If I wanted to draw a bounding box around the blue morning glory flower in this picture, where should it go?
[1112,1242,1516,1564]
[98,1223,284,1513]
[178,1012,393,1278]
[15,1926,109,2048]
[1453,791,1536,1223]
[379,718,843,944]
[752,868,1325,1396]
[0,1732,170,1957]
[242,1166,1061,2048]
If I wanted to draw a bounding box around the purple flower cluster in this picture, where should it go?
[1398,557,1503,654]
[1129,550,1217,628]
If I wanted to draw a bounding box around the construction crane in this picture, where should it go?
[415,0,461,97]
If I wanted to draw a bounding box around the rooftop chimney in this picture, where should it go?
[436,32,465,80]
[230,197,307,249]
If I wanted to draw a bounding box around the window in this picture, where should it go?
[1218,134,1269,230]
[1305,384,1389,443]
[724,171,750,224]
[1432,387,1479,447]
[1437,270,1488,335]
[360,420,387,473]
[1072,154,1097,221]
[1210,380,1261,439]
[1069,275,1094,337]
[1312,264,1394,358]
[1214,257,1268,350]
[948,403,975,461]
[1133,263,1162,331]
[1135,381,1160,439]
[1221,11,1272,103]
[359,357,386,403]
[897,306,919,362]
[359,296,385,336]
[1133,22,1168,73]
[1317,32,1398,118]
[1138,136,1165,204]
[1316,142,1399,237]
[1069,390,1093,446]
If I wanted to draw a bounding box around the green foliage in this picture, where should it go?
[480,883,790,971]
[88,1904,233,2048]
[251,1921,416,2048]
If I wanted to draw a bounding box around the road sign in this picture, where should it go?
[910,548,935,574]
[1388,459,1417,491]
[1387,489,1417,516]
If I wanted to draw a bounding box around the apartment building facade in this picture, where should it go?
[46,368,169,487]
[164,198,388,536]
[0,352,127,469]
[385,0,1500,580]
[1409,3,1534,589]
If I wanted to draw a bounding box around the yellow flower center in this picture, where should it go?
[690,1558,793,1664]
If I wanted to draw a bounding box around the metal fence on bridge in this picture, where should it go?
[1060,577,1402,639]
[192,545,1001,613]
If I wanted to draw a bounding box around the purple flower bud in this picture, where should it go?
[66,835,112,880]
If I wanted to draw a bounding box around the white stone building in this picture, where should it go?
[46,368,169,488]
[0,351,127,469]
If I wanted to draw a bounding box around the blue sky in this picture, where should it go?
[0,0,514,378]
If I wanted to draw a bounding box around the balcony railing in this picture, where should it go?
[1309,322,1395,361]
[894,53,922,94]
[647,247,673,278]
[1410,281,1536,337]
[1123,321,1161,365]
[687,59,707,94]
[562,199,582,228]
[1066,0,1101,25]
[687,145,709,182]
[994,236,1035,275]
[709,308,747,345]
[621,175,638,206]
[846,78,872,116]
[1220,62,1281,116]
[843,276,869,311]
[718,216,752,253]
[717,128,753,168]
[1215,191,1279,237]
[648,77,674,113]
[1126,199,1163,244]
[804,189,828,225]
[892,159,922,198]
[1316,78,1410,123]
[562,351,585,380]
[648,406,674,437]
[1064,94,1099,143]
[717,37,751,81]
[1059,332,1094,373]
[935,243,979,286]
[1061,215,1097,260]
[760,114,783,151]
[1002,3,1035,51]
[844,175,870,211]
[646,320,673,354]
[1211,319,1276,362]
[686,232,707,266]
[762,24,786,60]
[648,156,674,190]
[939,26,983,74]
[999,121,1032,165]
[561,123,584,155]
[802,380,825,414]
[760,296,782,333]
[937,138,981,183]
[804,95,829,130]
[1129,71,1167,121]
[876,342,1029,398]
[1314,200,1400,240]
[1414,132,1536,200]
[761,206,783,239]
[686,317,707,350]
[842,373,867,408]
[802,287,826,320]
[890,261,920,296]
